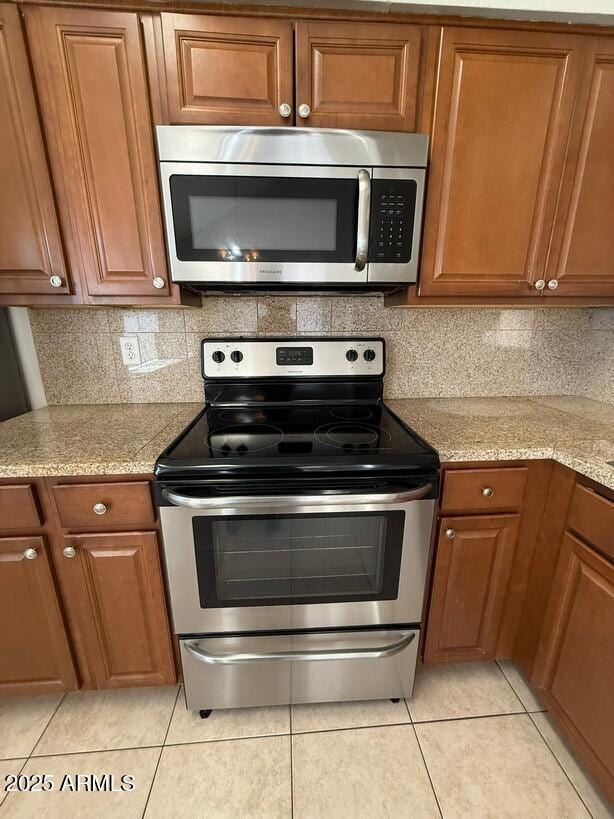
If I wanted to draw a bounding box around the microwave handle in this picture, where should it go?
[355,168,371,271]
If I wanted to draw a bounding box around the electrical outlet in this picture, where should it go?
[119,336,141,366]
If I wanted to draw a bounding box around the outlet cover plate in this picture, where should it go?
[119,336,141,366]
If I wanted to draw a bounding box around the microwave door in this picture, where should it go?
[158,163,371,286]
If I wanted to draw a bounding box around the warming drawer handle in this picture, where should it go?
[355,168,371,272]
[183,631,416,665]
[162,483,432,510]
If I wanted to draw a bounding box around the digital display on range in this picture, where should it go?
[276,347,313,366]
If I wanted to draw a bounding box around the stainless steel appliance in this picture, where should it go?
[156,126,428,292]
[154,337,439,713]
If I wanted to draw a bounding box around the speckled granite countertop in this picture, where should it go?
[0,396,612,490]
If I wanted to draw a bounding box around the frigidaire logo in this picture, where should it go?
[259,269,283,275]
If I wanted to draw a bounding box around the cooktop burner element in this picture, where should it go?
[154,337,439,480]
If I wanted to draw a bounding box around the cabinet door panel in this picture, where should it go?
[0,536,77,694]
[25,7,169,299]
[62,531,175,688]
[159,14,293,125]
[536,533,614,801]
[545,40,614,297]
[419,27,582,298]
[424,515,519,662]
[295,21,422,131]
[0,4,69,297]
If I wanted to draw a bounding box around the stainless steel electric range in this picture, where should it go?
[154,337,439,715]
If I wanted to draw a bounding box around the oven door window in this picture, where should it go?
[193,512,404,608]
[169,175,357,263]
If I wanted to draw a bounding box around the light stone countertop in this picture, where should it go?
[0,396,612,490]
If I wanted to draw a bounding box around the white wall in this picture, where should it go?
[8,308,47,409]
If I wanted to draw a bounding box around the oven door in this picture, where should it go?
[158,484,436,634]
[158,163,370,285]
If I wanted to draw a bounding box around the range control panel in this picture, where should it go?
[202,338,385,379]
[368,179,417,264]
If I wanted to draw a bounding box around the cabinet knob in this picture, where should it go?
[153,277,166,289]
[298,103,311,119]
[278,103,292,118]
[23,548,38,560]
[547,278,559,290]
[481,487,494,498]
[445,528,456,540]
[93,502,107,515]
[49,275,63,288]
[534,279,546,291]
[63,546,77,558]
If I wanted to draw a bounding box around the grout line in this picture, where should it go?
[30,744,164,760]
[410,710,526,727]
[0,758,30,809]
[402,696,413,723]
[411,723,443,819]
[28,693,66,759]
[494,660,530,714]
[140,685,182,819]
[289,705,294,819]
[528,713,597,819]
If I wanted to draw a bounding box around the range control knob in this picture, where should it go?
[212,350,225,363]
[346,349,358,362]
[363,349,376,362]
[230,350,244,363]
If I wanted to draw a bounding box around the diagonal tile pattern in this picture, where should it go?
[0,662,610,818]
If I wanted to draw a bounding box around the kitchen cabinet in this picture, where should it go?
[418,27,584,299]
[153,14,427,131]
[534,530,614,801]
[423,514,520,662]
[57,531,176,689]
[544,38,614,298]
[22,6,174,303]
[0,535,78,695]
[0,3,72,301]
[0,476,176,694]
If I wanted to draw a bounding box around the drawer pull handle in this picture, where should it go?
[93,502,107,515]
[481,487,494,498]
[445,528,456,539]
[23,548,38,560]
[63,546,77,558]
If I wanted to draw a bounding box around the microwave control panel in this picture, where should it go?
[368,179,417,264]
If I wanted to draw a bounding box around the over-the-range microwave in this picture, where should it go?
[156,126,428,292]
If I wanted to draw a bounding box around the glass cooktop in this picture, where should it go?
[155,402,439,478]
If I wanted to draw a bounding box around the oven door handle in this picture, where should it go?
[354,168,371,272]
[162,483,432,510]
[183,631,415,665]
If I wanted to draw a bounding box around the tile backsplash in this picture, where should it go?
[28,297,614,405]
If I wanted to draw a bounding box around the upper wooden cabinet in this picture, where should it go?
[153,14,427,131]
[0,4,71,300]
[419,27,583,299]
[544,39,614,298]
[23,6,171,301]
[294,21,424,131]
[159,13,294,126]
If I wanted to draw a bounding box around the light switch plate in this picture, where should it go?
[119,336,141,366]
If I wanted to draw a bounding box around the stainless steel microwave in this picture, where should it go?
[156,126,428,292]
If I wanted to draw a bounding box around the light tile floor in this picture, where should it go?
[0,661,611,818]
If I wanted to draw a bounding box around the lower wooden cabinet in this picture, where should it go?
[0,535,77,694]
[59,531,176,689]
[423,514,520,662]
[534,533,614,801]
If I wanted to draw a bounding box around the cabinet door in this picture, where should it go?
[159,13,294,125]
[535,533,614,802]
[419,27,582,298]
[0,536,77,694]
[295,21,423,131]
[24,7,169,299]
[0,4,69,298]
[544,39,614,298]
[60,531,176,689]
[424,515,520,662]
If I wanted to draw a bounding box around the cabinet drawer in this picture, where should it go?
[0,484,42,531]
[441,467,528,513]
[567,483,614,561]
[52,482,155,529]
